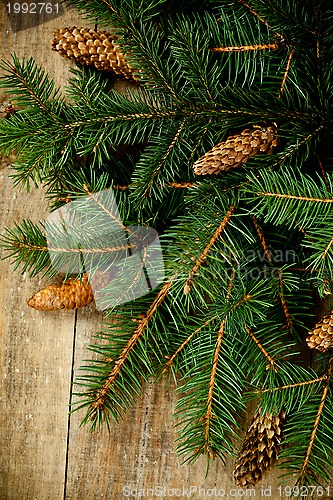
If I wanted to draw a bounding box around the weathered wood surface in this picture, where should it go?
[0,3,332,500]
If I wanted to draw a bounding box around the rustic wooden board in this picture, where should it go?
[1,2,333,500]
[65,311,283,499]
[0,169,76,499]
[0,4,80,500]
[0,2,81,95]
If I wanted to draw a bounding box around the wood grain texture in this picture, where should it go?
[1,2,333,500]
[0,2,81,95]
[0,4,80,500]
[65,309,283,499]
[0,168,75,500]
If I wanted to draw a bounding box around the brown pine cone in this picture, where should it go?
[28,274,94,310]
[306,313,333,352]
[193,125,279,175]
[233,410,285,488]
[52,27,138,82]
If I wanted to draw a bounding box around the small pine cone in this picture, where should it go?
[1,103,16,119]
[28,274,94,310]
[306,313,333,352]
[233,410,285,488]
[193,125,279,175]
[52,27,138,82]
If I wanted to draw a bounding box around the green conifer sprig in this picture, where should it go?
[1,0,333,489]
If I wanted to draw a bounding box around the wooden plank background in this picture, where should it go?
[0,3,332,499]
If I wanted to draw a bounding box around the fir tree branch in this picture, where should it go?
[212,42,283,52]
[251,216,272,262]
[162,318,215,375]
[48,244,132,254]
[238,0,284,39]
[258,192,333,203]
[203,317,227,459]
[299,358,333,484]
[109,181,195,191]
[60,108,296,141]
[0,219,53,277]
[0,56,64,118]
[63,109,177,130]
[277,274,294,336]
[322,235,333,260]
[245,327,278,371]
[287,212,308,237]
[229,292,253,312]
[89,280,172,411]
[17,149,50,188]
[110,181,238,192]
[127,24,180,100]
[184,205,235,295]
[82,184,128,232]
[141,118,186,198]
[251,216,294,335]
[270,125,325,170]
[278,48,294,97]
[258,375,327,394]
[2,0,333,480]
[200,272,235,458]
[170,15,216,102]
[186,119,213,166]
[100,0,118,14]
[101,244,149,310]
[312,0,324,113]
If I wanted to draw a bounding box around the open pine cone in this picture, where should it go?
[52,27,138,82]
[306,313,333,352]
[193,124,279,175]
[233,410,285,487]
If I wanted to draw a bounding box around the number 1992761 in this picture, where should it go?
[6,3,59,14]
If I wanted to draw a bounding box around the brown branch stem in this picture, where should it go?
[246,327,277,370]
[300,358,333,482]
[212,43,283,52]
[251,216,293,334]
[317,155,330,190]
[257,192,333,203]
[238,0,284,39]
[93,281,172,407]
[143,119,186,197]
[162,318,215,374]
[202,274,234,457]
[258,375,327,394]
[278,49,294,98]
[184,205,235,295]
